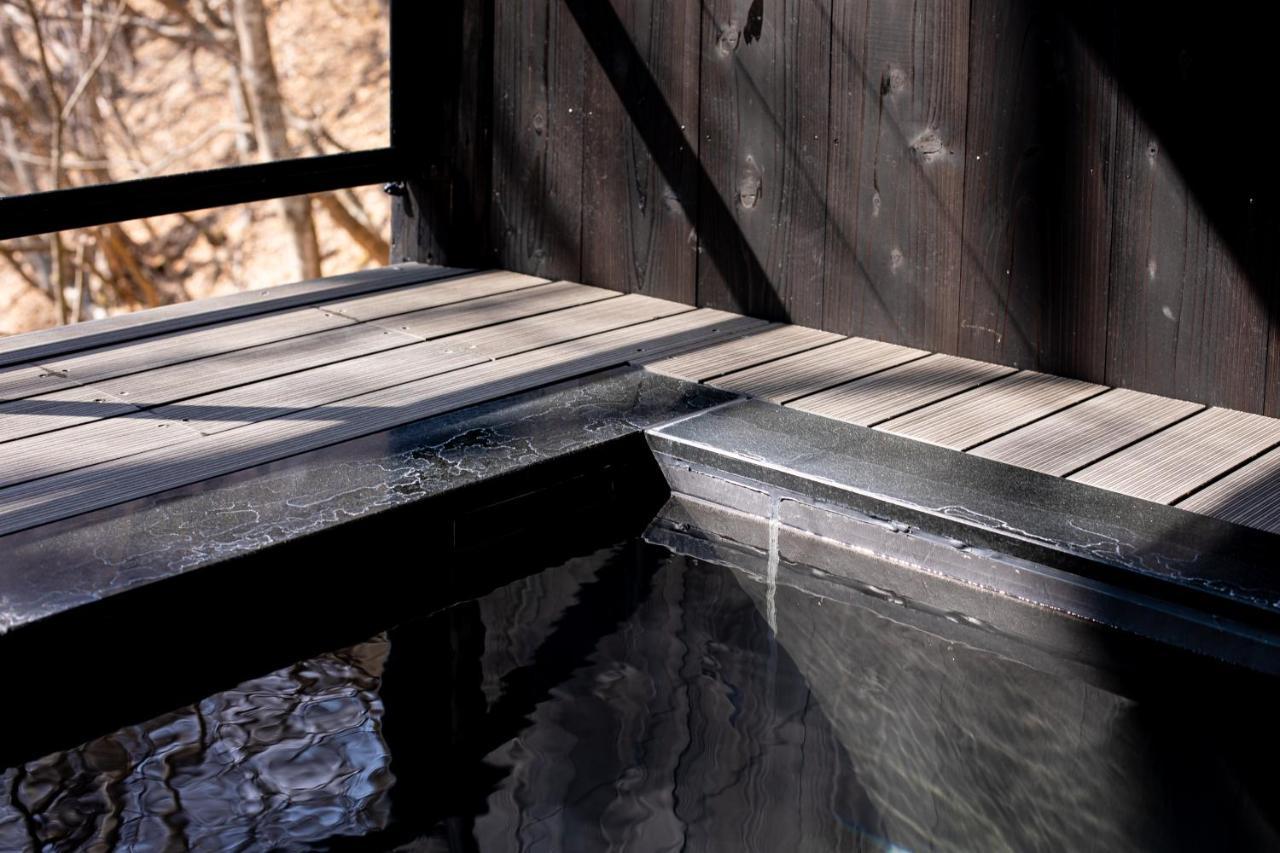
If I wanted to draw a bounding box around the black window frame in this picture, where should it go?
[0,0,419,242]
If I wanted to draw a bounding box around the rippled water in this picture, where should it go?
[2,539,1276,851]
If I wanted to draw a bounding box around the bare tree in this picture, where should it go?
[232,0,321,280]
[1,0,390,334]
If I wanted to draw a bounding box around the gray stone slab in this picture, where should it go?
[647,400,1280,626]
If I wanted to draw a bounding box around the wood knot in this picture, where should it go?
[717,24,740,55]
[910,128,946,163]
[532,112,546,136]
[882,65,907,96]
[738,156,762,209]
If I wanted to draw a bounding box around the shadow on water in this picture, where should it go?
[5,530,1279,850]
[0,534,892,849]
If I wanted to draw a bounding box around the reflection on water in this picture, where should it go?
[0,640,392,850]
[1,540,1276,850]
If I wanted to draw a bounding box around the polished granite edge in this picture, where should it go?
[643,494,1276,685]
[646,400,1280,623]
[644,486,1280,676]
[0,368,737,635]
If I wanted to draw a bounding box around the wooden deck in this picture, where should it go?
[3,265,1280,538]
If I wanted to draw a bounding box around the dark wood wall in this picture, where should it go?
[399,0,1280,416]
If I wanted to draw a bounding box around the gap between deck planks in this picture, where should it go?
[3,268,1280,538]
[0,269,767,535]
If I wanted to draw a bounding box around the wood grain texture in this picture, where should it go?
[827,0,969,350]
[165,294,710,437]
[957,0,1046,368]
[1069,408,1280,504]
[370,281,620,340]
[491,0,585,281]
[696,0,831,325]
[957,5,1115,381]
[0,364,84,402]
[875,371,1105,451]
[642,323,843,381]
[321,271,548,321]
[712,337,926,403]
[1176,447,1280,534]
[442,293,692,358]
[87,324,422,409]
[580,0,700,302]
[0,385,139,444]
[788,352,1013,427]
[818,0,869,336]
[38,307,354,388]
[0,278,589,444]
[0,309,753,535]
[390,0,494,268]
[969,388,1202,477]
[163,345,488,435]
[1103,97,1268,412]
[379,4,1280,417]
[0,264,459,369]
[0,413,201,490]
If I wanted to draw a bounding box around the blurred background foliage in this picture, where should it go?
[0,0,390,335]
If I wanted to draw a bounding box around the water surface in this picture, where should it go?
[2,539,1275,850]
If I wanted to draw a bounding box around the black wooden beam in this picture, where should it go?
[0,148,401,240]
[389,0,493,268]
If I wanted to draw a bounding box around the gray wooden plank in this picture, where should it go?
[321,270,548,321]
[88,324,422,408]
[1069,408,1280,503]
[0,385,138,444]
[0,263,464,368]
[0,413,201,490]
[370,280,619,340]
[158,301,749,437]
[37,306,354,388]
[969,388,1203,476]
[641,324,845,382]
[441,293,693,359]
[876,371,1105,451]
[0,363,85,401]
[787,353,1015,426]
[623,314,771,366]
[0,309,753,534]
[1176,447,1280,534]
[1,284,584,443]
[167,344,489,435]
[711,338,928,403]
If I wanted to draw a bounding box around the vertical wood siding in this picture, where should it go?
[478,0,1278,415]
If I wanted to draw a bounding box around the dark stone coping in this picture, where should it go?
[6,365,1278,681]
[646,399,1280,652]
[0,368,736,638]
